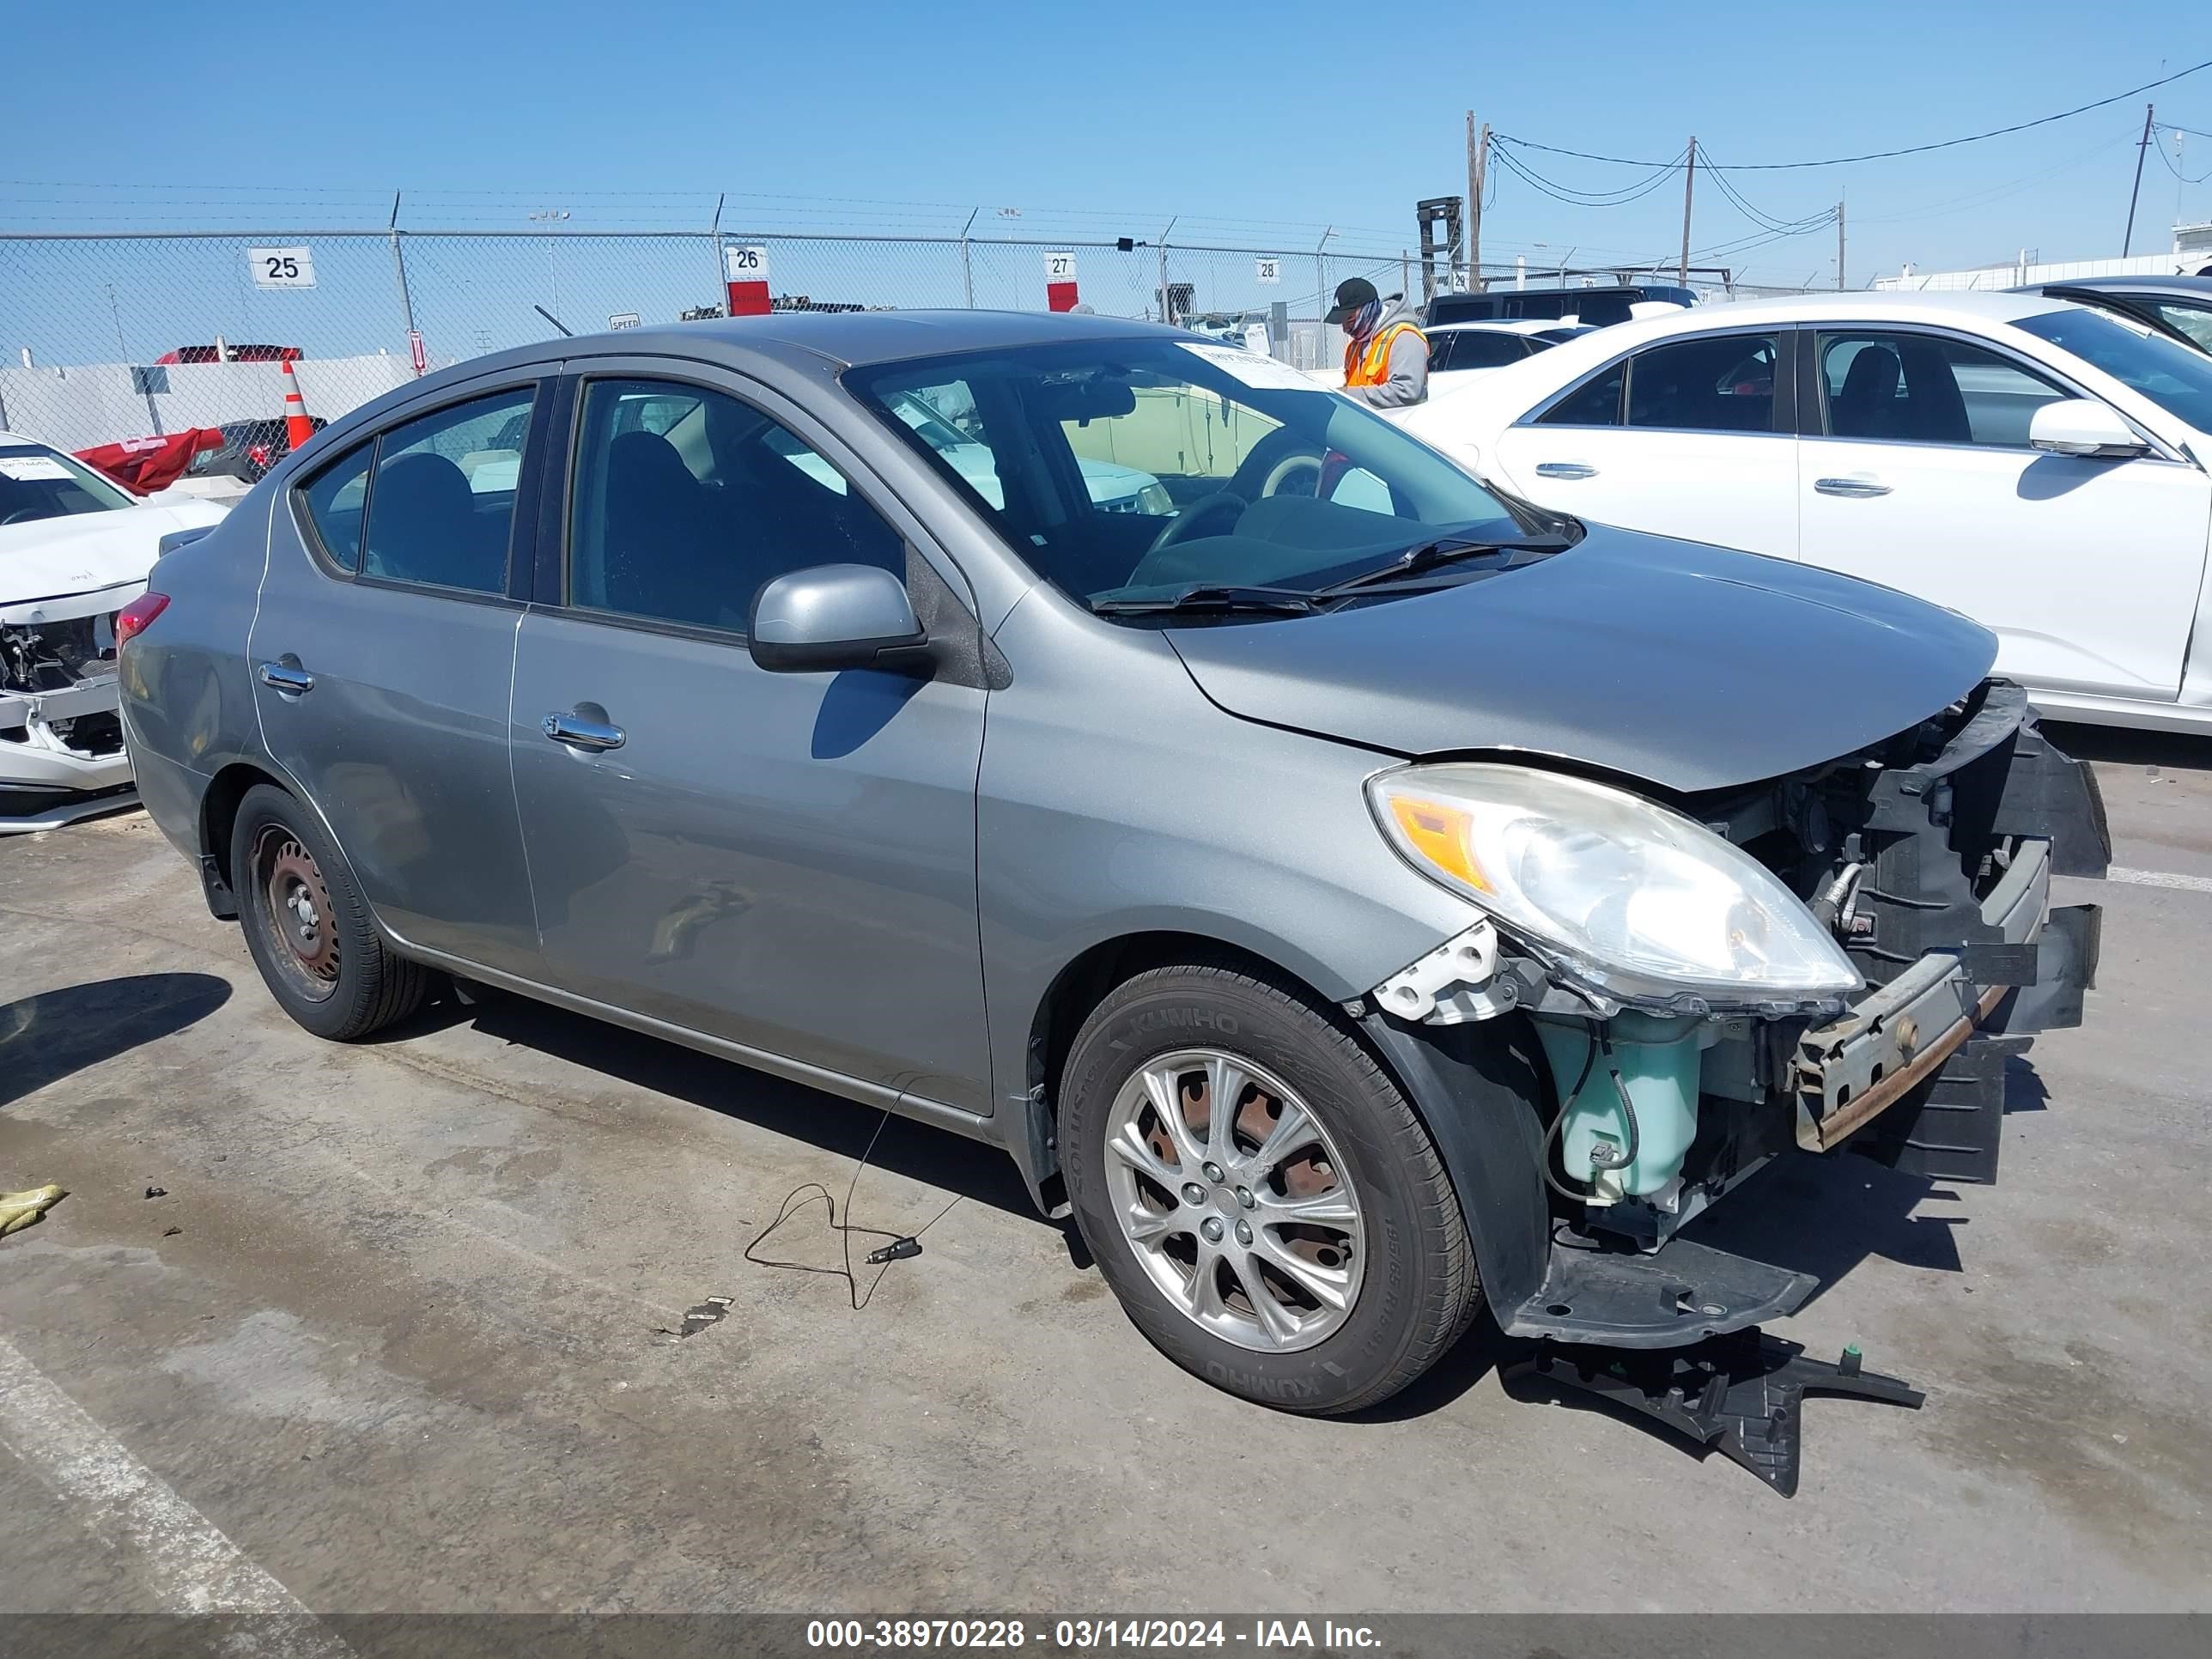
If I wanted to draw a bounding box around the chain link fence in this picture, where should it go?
[0,226,1813,452]
[0,229,1431,451]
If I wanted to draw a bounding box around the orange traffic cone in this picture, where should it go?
[280,358,315,453]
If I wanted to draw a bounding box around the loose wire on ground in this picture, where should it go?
[743,1109,963,1311]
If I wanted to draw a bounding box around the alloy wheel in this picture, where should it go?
[1100,1048,1364,1352]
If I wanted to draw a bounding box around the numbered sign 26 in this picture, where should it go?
[1044,251,1079,313]
[1255,256,1281,285]
[725,245,771,317]
[249,246,317,290]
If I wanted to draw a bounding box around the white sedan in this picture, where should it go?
[1424,319,1595,397]
[2,431,228,830]
[1397,290,2212,733]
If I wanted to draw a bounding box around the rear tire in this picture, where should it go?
[231,783,426,1041]
[1060,962,1479,1415]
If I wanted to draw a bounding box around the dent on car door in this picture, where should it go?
[252,380,544,970]
[506,370,994,1113]
[1490,329,1798,558]
[1796,328,2209,701]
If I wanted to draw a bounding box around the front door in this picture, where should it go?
[250,377,544,971]
[1797,328,2210,701]
[1489,326,1799,561]
[507,370,994,1113]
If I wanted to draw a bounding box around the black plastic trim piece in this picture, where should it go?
[1500,1233,1814,1348]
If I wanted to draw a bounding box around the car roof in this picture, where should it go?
[2024,273,2212,300]
[595,307,1182,369]
[1427,319,1582,336]
[0,430,54,448]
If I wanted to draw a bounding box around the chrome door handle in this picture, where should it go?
[1534,462,1597,480]
[1814,476,1893,498]
[257,661,314,694]
[543,711,625,751]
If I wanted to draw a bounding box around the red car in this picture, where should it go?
[154,343,304,365]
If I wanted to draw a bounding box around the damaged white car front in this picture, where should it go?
[2,435,227,831]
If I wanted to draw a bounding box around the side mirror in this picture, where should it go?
[2029,398,2150,459]
[748,563,933,675]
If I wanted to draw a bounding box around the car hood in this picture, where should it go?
[1162,527,1997,793]
[0,498,228,625]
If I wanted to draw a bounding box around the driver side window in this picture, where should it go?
[567,378,904,633]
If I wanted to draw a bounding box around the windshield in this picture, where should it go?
[846,337,1536,614]
[0,443,133,528]
[2014,306,2212,432]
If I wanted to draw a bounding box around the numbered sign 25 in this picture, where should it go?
[725,245,769,283]
[249,246,317,289]
[1255,256,1282,285]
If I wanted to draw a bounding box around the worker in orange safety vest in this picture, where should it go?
[1327,276,1429,407]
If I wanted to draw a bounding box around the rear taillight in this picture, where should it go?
[115,592,169,646]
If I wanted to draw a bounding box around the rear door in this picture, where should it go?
[1796,326,2210,700]
[252,375,547,973]
[1488,325,1799,558]
[507,366,994,1113]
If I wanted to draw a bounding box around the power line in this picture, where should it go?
[1489,143,1688,207]
[2154,127,2212,184]
[1498,58,2212,170]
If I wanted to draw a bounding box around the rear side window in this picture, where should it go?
[298,442,374,570]
[361,387,536,593]
[1626,334,1778,433]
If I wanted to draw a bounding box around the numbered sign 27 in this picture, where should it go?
[724,244,771,318]
[249,246,317,290]
[1044,250,1079,313]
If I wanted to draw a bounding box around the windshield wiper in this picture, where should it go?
[1310,534,1574,599]
[1091,584,1321,617]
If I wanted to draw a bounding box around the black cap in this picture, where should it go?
[1325,276,1378,324]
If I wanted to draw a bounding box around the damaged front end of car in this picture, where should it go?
[1358,678,2106,1352]
[1,599,138,832]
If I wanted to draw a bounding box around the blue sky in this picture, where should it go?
[3,3,2209,287]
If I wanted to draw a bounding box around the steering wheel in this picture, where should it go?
[1146,490,1247,554]
[0,508,41,526]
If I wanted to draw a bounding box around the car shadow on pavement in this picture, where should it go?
[398,981,1044,1228]
[0,973,232,1109]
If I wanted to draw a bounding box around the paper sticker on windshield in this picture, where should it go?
[1176,340,1323,392]
[0,455,72,482]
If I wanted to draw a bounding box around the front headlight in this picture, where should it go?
[1368,763,1863,1004]
[1136,482,1176,516]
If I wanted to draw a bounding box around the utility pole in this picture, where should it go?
[1466,112,1489,289]
[2124,103,2155,256]
[1837,197,1846,290]
[1678,137,1697,284]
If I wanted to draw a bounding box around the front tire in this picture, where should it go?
[1060,963,1479,1414]
[231,783,426,1041]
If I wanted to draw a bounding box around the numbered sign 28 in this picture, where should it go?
[724,245,771,317]
[1044,250,1079,313]
[1255,256,1281,285]
[249,246,317,290]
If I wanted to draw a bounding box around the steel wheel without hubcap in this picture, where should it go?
[253,825,339,1002]
[1101,1048,1364,1352]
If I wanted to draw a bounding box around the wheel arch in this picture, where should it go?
[197,758,374,941]
[1016,929,1553,1318]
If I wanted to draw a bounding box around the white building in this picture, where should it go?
[1874,224,2212,292]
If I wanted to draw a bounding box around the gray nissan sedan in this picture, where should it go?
[118,311,2106,1416]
